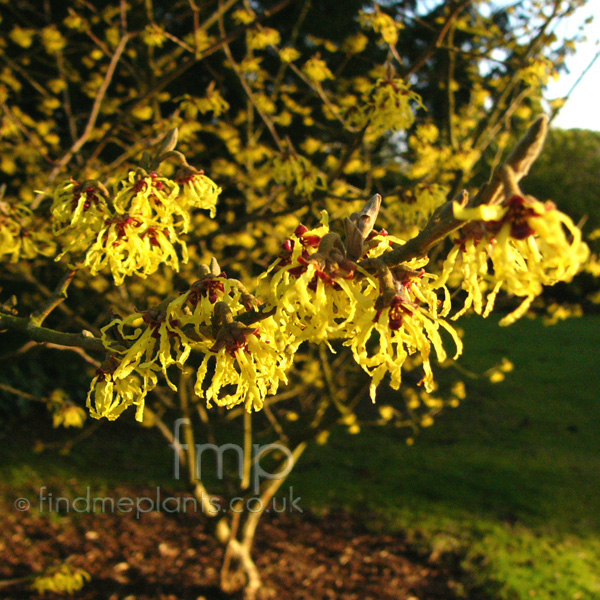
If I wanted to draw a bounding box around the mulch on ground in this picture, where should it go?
[0,486,474,600]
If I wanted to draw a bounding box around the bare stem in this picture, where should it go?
[241,441,307,551]
[0,313,105,354]
[30,270,77,327]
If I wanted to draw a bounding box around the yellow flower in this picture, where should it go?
[346,269,462,400]
[180,87,229,119]
[51,180,109,234]
[342,33,369,54]
[9,26,35,48]
[435,231,493,320]
[233,8,255,25]
[302,57,334,83]
[53,167,217,284]
[449,194,590,324]
[1,201,56,262]
[348,78,422,137]
[82,214,185,285]
[112,171,182,224]
[142,24,168,47]
[49,389,87,428]
[239,57,263,74]
[272,152,325,196]
[359,8,403,45]
[64,12,86,31]
[53,404,87,428]
[301,137,323,155]
[131,105,153,120]
[452,381,466,400]
[279,47,301,63]
[259,213,365,345]
[176,168,221,218]
[41,26,67,53]
[519,57,553,87]
[0,206,24,262]
[195,322,291,412]
[169,272,252,331]
[90,270,262,421]
[102,303,196,393]
[247,27,281,50]
[31,565,90,596]
[87,357,157,422]
[184,29,214,53]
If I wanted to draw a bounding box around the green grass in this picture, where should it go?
[0,421,182,498]
[290,314,600,600]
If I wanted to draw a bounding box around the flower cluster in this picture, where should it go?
[52,168,220,285]
[31,565,90,596]
[260,211,461,400]
[346,266,462,400]
[440,194,590,324]
[359,8,403,46]
[302,57,334,83]
[86,177,589,423]
[259,212,361,346]
[88,270,292,421]
[271,152,325,196]
[347,77,422,137]
[0,200,56,262]
[195,316,293,412]
[87,356,155,422]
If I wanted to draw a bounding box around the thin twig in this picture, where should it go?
[0,382,46,404]
[30,270,77,327]
[550,49,600,125]
[37,343,101,367]
[405,0,470,78]
[33,34,131,207]
[241,441,307,551]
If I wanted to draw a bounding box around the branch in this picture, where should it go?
[0,382,47,404]
[378,189,469,267]
[470,1,564,157]
[9,265,100,336]
[404,0,470,78]
[29,270,76,327]
[241,441,307,551]
[40,343,101,367]
[0,313,105,354]
[217,0,285,151]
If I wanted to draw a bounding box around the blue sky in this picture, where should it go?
[545,2,600,131]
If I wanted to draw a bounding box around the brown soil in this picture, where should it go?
[0,487,474,600]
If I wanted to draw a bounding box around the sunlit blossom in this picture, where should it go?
[195,321,291,412]
[86,357,157,422]
[259,212,364,346]
[346,267,462,400]
[445,194,590,324]
[347,77,422,137]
